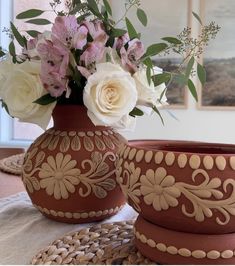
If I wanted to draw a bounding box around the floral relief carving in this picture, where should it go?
[116,160,141,212]
[140,167,181,211]
[78,151,117,199]
[23,147,117,200]
[22,148,41,193]
[117,161,235,225]
[39,153,81,200]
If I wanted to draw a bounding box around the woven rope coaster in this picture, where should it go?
[31,220,155,265]
[0,153,24,175]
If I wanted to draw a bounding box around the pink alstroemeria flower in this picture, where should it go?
[52,15,88,50]
[40,71,68,98]
[120,38,145,73]
[37,40,69,76]
[83,20,108,45]
[80,42,105,73]
[113,33,130,51]
[37,41,70,97]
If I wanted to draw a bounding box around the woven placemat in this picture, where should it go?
[31,220,155,265]
[0,153,24,175]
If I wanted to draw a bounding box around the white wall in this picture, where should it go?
[111,0,235,144]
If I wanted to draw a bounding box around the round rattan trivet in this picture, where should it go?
[31,220,156,265]
[0,153,24,175]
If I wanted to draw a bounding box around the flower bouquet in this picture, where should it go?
[0,0,219,130]
[0,0,219,224]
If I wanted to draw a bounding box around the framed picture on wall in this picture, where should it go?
[110,0,192,109]
[198,0,235,110]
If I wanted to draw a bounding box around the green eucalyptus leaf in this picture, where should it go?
[146,65,152,86]
[33,94,57,105]
[144,43,168,58]
[152,73,171,86]
[16,9,44,19]
[137,8,147,26]
[125,17,138,39]
[111,28,127,37]
[162,37,182,45]
[70,3,87,15]
[143,57,153,68]
[129,107,144,117]
[153,106,164,125]
[9,41,16,57]
[173,73,188,86]
[87,0,101,17]
[26,30,41,38]
[10,22,26,47]
[197,62,206,85]
[0,49,5,58]
[103,0,112,16]
[192,11,203,25]
[188,79,198,101]
[26,19,51,25]
[159,87,167,101]
[72,0,82,7]
[185,57,195,78]
[0,100,11,116]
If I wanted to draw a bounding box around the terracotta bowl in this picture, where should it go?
[134,215,235,265]
[116,140,235,234]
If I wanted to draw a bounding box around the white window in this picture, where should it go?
[0,0,56,147]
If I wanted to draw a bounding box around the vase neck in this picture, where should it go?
[52,105,107,130]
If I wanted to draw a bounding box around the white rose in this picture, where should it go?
[0,60,56,130]
[111,114,136,132]
[133,66,168,115]
[0,57,12,93]
[83,62,138,129]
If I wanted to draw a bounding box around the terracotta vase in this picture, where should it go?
[117,140,235,264]
[22,105,126,223]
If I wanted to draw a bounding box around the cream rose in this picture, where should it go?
[134,66,168,114]
[0,59,56,130]
[83,62,138,129]
[0,57,12,94]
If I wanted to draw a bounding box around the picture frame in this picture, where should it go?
[110,0,192,109]
[198,0,235,110]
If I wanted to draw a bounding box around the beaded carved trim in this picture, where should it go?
[34,204,124,219]
[134,228,235,260]
[119,144,235,171]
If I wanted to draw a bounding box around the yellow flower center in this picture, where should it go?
[55,171,64,180]
[154,184,163,195]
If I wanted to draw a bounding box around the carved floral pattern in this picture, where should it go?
[23,150,117,200]
[22,129,120,200]
[116,159,235,225]
[116,160,141,212]
[39,153,81,200]
[140,167,181,211]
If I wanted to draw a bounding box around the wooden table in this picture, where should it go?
[0,171,25,198]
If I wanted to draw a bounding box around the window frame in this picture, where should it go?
[0,0,32,148]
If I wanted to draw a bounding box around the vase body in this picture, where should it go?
[117,140,235,264]
[22,105,126,223]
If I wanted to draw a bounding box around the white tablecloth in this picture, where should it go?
[0,192,137,265]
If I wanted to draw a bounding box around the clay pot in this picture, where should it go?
[22,105,126,223]
[116,139,235,234]
[134,215,235,265]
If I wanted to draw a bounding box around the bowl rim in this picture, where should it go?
[127,139,235,156]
